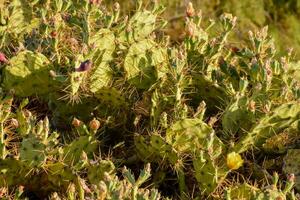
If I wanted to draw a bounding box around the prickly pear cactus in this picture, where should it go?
[88,29,115,93]
[3,51,54,97]
[20,137,47,167]
[62,136,98,166]
[193,151,227,194]
[124,39,167,89]
[87,160,115,185]
[118,10,157,44]
[283,149,300,191]
[94,87,127,108]
[166,118,214,153]
[0,0,39,47]
[225,172,296,200]
[222,96,254,134]
[234,102,300,153]
[0,159,27,187]
[135,133,179,165]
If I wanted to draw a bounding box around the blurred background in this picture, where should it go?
[105,0,300,59]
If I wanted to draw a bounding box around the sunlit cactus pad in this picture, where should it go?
[0,0,299,199]
[3,51,54,97]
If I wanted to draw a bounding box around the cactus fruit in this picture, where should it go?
[3,51,54,97]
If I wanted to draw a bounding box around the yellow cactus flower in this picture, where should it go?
[227,152,244,170]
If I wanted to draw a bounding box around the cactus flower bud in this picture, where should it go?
[0,52,8,63]
[49,70,57,77]
[113,2,120,11]
[72,117,82,127]
[186,22,196,37]
[226,152,244,170]
[186,2,195,17]
[50,31,57,38]
[89,118,100,131]
[248,100,256,112]
[10,118,19,129]
[90,0,102,5]
[287,174,295,183]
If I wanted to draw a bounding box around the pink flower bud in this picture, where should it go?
[0,52,8,63]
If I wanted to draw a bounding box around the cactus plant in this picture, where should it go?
[124,39,168,89]
[0,0,299,199]
[3,51,55,97]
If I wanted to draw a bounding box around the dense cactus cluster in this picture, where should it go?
[0,0,299,199]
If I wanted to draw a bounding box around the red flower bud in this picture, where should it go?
[0,52,8,63]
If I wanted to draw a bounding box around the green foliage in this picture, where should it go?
[3,51,54,97]
[0,0,299,199]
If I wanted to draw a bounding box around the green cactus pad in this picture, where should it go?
[222,96,254,134]
[0,0,39,46]
[124,39,167,89]
[63,136,98,165]
[46,162,76,187]
[0,159,27,186]
[283,149,300,191]
[166,118,214,153]
[118,10,157,44]
[94,87,126,107]
[193,152,226,195]
[190,74,229,111]
[135,133,179,165]
[3,51,54,97]
[87,160,115,185]
[20,137,46,167]
[88,29,115,93]
[234,102,300,153]
[225,183,258,199]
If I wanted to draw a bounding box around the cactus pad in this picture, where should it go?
[20,137,46,167]
[166,118,214,153]
[94,87,126,108]
[193,152,226,194]
[87,160,115,185]
[135,133,179,165]
[88,29,115,93]
[62,136,98,166]
[124,39,167,89]
[283,149,300,190]
[118,10,157,44]
[3,51,54,97]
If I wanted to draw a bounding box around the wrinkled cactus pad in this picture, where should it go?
[3,51,54,97]
[118,10,157,44]
[124,39,167,89]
